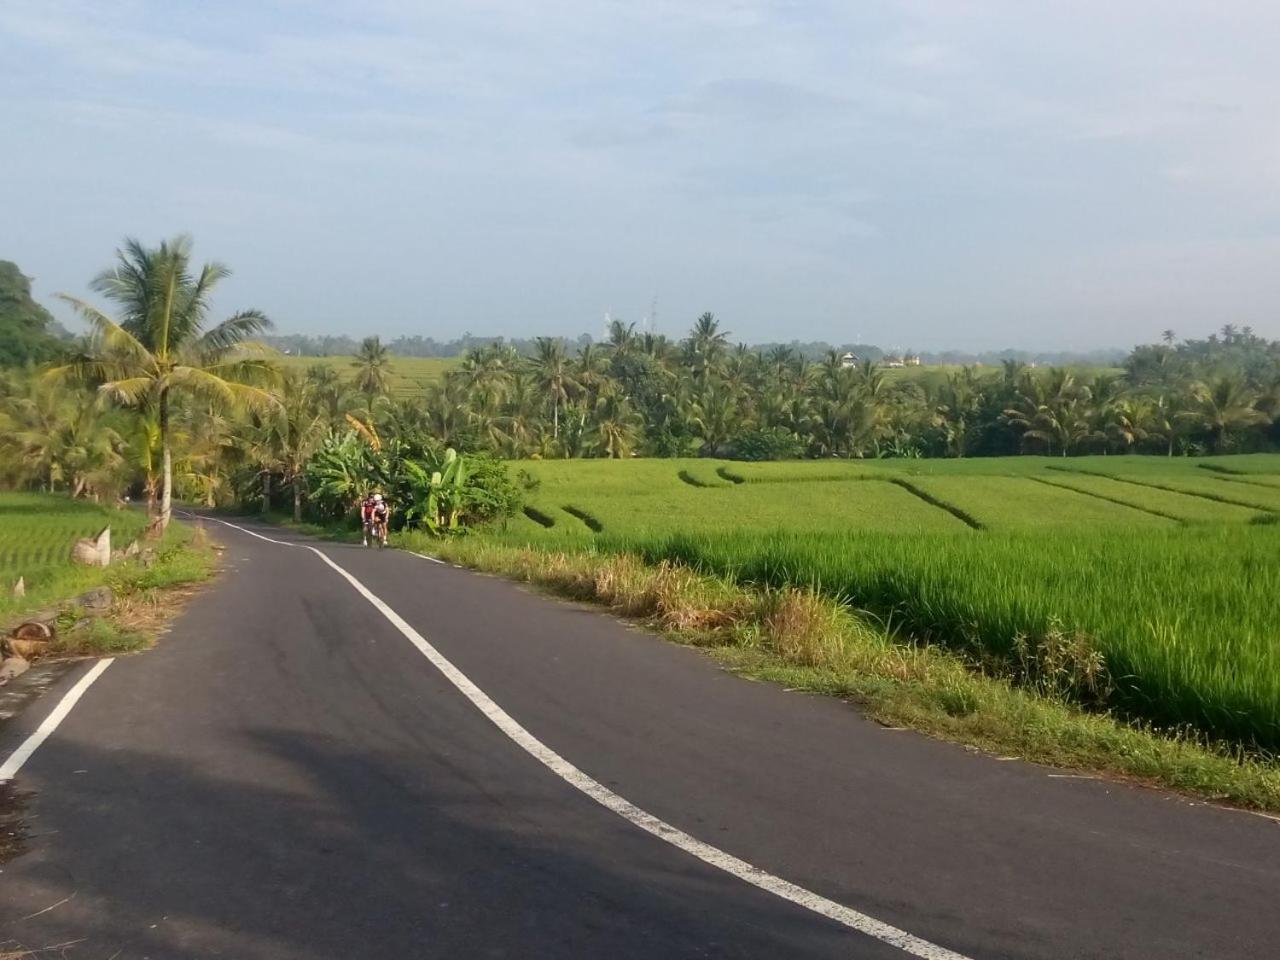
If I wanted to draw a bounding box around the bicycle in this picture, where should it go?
[365,515,389,548]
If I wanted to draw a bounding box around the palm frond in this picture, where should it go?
[55,295,157,375]
[99,377,158,407]
[198,309,274,360]
[170,366,281,413]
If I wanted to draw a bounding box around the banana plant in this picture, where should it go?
[405,447,468,534]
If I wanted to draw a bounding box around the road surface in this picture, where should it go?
[1,518,1276,959]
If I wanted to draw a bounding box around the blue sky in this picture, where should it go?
[3,1,1279,350]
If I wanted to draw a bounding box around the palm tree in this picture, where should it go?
[606,319,637,356]
[5,377,125,497]
[456,344,517,416]
[176,403,239,507]
[1002,369,1098,456]
[527,337,577,441]
[1183,376,1268,452]
[252,371,326,519]
[592,387,643,458]
[689,380,741,456]
[575,342,609,410]
[684,312,729,382]
[1102,397,1152,453]
[55,235,275,529]
[352,337,393,403]
[1161,329,1177,345]
[305,363,349,426]
[2,372,73,490]
[422,376,472,445]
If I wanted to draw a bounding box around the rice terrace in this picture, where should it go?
[9,3,1280,957]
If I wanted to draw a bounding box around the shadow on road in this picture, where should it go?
[0,729,863,960]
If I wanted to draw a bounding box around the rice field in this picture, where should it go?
[498,454,1280,748]
[0,493,149,614]
[274,354,456,398]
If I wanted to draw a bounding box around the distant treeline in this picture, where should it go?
[261,331,1126,368]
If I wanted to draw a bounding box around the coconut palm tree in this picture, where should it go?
[1183,376,1268,452]
[684,312,729,382]
[456,344,517,416]
[606,319,637,356]
[251,371,327,519]
[1002,369,1099,456]
[423,376,472,445]
[305,363,350,426]
[527,337,577,441]
[55,235,275,529]
[352,337,393,404]
[592,389,643,458]
[575,342,609,411]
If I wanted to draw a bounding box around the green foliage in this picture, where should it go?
[402,448,521,533]
[303,433,521,533]
[303,431,385,519]
[729,426,804,461]
[54,235,276,529]
[0,261,66,366]
[490,453,1280,750]
[0,492,149,608]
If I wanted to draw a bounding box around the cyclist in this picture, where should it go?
[360,493,390,547]
[363,496,391,547]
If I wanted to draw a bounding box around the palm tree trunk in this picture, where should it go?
[293,477,303,523]
[261,472,271,514]
[159,387,173,531]
[553,394,559,439]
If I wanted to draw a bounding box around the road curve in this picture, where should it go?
[0,519,1276,959]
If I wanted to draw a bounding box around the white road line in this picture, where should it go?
[410,551,447,565]
[0,659,114,782]
[206,516,971,960]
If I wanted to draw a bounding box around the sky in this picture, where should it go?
[3,1,1280,352]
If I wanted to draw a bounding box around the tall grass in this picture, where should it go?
[607,524,1280,749]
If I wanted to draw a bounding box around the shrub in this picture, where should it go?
[730,427,804,461]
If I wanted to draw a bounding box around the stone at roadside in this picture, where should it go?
[71,527,111,567]
[75,586,113,616]
[0,656,29,686]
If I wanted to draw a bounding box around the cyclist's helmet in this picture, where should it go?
[373,493,383,502]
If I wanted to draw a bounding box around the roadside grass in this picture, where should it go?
[616,525,1280,749]
[507,454,1280,746]
[0,494,218,658]
[49,524,217,657]
[0,492,150,617]
[408,534,1280,812]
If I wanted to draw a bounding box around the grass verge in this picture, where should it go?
[7,523,218,658]
[403,532,1280,813]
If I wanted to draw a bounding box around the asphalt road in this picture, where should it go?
[1,519,1277,959]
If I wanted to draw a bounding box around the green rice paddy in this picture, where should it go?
[0,493,149,614]
[498,454,1280,748]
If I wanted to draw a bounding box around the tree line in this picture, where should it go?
[2,237,1279,531]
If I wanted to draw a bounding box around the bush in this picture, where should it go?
[730,427,804,461]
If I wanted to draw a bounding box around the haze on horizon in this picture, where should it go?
[3,1,1279,353]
